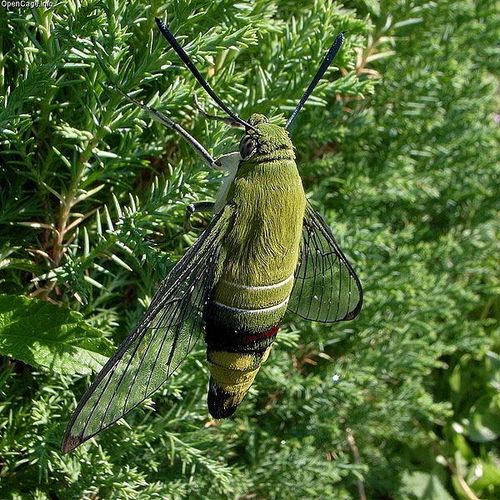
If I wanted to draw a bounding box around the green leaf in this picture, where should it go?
[359,0,380,17]
[0,294,113,375]
[470,459,500,490]
[466,394,500,443]
[401,471,454,499]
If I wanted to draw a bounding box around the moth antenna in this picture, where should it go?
[286,32,345,129]
[155,17,256,131]
[108,84,218,168]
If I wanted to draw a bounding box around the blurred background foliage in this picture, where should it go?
[0,0,498,498]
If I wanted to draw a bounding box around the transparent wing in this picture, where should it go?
[62,207,233,452]
[288,205,363,323]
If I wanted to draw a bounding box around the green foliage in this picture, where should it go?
[0,0,498,498]
[0,294,113,375]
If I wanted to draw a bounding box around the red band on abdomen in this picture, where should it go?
[240,325,280,344]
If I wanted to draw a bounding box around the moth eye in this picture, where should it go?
[239,135,258,160]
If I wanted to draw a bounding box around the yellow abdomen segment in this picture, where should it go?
[207,347,272,418]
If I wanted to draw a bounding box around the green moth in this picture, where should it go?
[62,17,363,453]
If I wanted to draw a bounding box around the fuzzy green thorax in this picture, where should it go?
[216,113,305,290]
[242,114,295,163]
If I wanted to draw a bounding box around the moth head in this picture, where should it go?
[152,19,345,168]
[239,113,294,161]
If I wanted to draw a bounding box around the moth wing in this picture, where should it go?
[62,206,234,452]
[288,204,363,323]
[214,151,240,213]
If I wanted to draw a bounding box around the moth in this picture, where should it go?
[62,18,363,453]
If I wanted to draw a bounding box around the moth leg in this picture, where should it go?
[184,201,215,233]
[194,95,243,128]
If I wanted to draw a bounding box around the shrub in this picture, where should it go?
[0,1,497,498]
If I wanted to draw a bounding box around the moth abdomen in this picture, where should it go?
[205,332,275,419]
